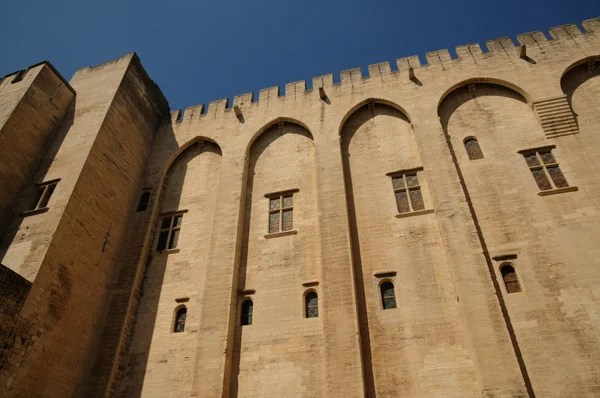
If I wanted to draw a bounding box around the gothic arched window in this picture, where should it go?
[305,291,318,318]
[380,281,397,310]
[174,307,187,333]
[241,299,253,326]
[501,264,521,293]
[464,138,484,160]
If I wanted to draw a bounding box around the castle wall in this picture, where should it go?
[1,16,600,398]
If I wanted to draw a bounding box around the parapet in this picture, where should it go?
[166,17,600,121]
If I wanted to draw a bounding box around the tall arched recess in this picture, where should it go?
[120,138,223,397]
[341,100,475,396]
[231,120,323,397]
[561,56,600,172]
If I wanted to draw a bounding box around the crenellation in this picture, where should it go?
[548,24,583,40]
[340,67,362,84]
[396,55,421,71]
[485,37,517,54]
[284,80,307,100]
[206,97,229,115]
[582,17,600,32]
[258,85,280,104]
[455,43,483,61]
[312,73,334,89]
[425,49,453,69]
[367,61,392,80]
[232,92,255,108]
[516,30,549,48]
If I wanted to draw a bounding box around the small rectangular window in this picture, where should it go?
[157,213,184,251]
[390,172,424,214]
[11,70,26,84]
[29,180,59,212]
[266,191,295,234]
[521,148,568,191]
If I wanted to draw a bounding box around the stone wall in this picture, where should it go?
[0,16,599,398]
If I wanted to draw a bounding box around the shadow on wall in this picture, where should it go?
[0,99,75,280]
[230,122,313,397]
[438,83,527,132]
[340,102,409,397]
[561,59,600,126]
[115,126,220,398]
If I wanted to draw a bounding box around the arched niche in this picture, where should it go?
[162,139,222,212]
[561,56,600,170]
[232,119,322,396]
[125,136,223,398]
[438,81,543,161]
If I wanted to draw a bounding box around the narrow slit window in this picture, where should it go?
[174,307,187,333]
[137,191,151,212]
[464,138,484,160]
[305,291,318,318]
[241,299,253,326]
[501,265,521,293]
[157,213,183,251]
[380,281,397,310]
[28,180,59,212]
[11,70,25,83]
[267,192,294,233]
[391,172,424,214]
[522,148,569,191]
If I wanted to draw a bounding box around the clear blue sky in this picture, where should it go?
[1,0,598,110]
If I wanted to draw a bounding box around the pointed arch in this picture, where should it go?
[338,98,411,137]
[437,77,532,114]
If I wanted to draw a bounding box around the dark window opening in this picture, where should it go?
[174,307,187,333]
[268,193,294,233]
[137,191,151,212]
[305,292,318,318]
[157,214,183,251]
[522,149,569,191]
[501,265,521,293]
[391,173,424,214]
[464,138,484,160]
[11,70,26,83]
[28,180,58,212]
[241,299,253,325]
[380,281,397,309]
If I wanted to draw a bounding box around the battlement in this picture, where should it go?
[168,17,600,122]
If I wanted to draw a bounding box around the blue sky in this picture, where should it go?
[1,0,598,110]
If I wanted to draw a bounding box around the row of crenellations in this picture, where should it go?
[168,17,600,123]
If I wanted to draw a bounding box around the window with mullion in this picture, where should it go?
[30,181,58,211]
[391,173,424,214]
[157,213,183,251]
[268,193,294,233]
[523,149,569,191]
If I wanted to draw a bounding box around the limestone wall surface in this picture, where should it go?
[0,17,599,398]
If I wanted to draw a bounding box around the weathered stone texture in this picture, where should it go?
[1,17,600,398]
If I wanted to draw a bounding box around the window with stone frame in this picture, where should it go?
[266,190,296,234]
[464,137,484,160]
[27,179,59,213]
[390,171,425,214]
[520,147,569,191]
[241,299,253,326]
[157,213,183,251]
[305,291,318,318]
[501,264,521,293]
[380,281,397,310]
[174,307,187,333]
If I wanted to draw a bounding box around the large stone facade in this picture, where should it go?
[1,17,600,398]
